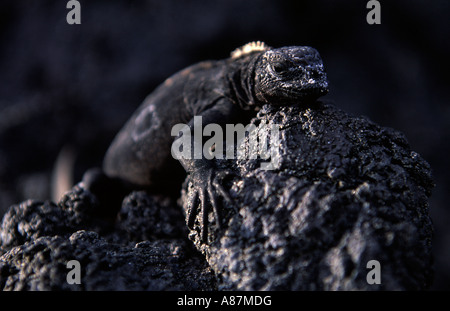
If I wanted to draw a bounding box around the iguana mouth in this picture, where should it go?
[288,69,329,100]
[292,64,328,92]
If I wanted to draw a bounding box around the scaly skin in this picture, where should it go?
[82,42,329,242]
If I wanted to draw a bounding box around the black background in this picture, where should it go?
[0,0,448,290]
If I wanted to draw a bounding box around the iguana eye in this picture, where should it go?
[271,61,289,74]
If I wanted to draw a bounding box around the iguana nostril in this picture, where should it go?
[310,70,321,80]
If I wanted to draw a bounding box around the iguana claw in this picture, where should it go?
[186,169,236,242]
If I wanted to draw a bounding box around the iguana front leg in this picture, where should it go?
[184,161,235,243]
[175,99,238,242]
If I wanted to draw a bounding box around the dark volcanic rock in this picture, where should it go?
[182,103,434,290]
[0,187,216,290]
[0,185,101,249]
[0,231,215,290]
[116,191,187,241]
[0,102,434,291]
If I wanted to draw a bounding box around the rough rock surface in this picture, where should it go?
[0,102,434,291]
[182,103,434,290]
[0,188,216,290]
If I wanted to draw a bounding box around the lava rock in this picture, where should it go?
[182,103,434,290]
[0,186,216,290]
[0,185,99,249]
[115,191,187,241]
[0,231,215,290]
[0,102,435,291]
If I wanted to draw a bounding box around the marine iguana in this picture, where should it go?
[82,41,329,241]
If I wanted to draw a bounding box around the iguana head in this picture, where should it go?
[253,45,329,105]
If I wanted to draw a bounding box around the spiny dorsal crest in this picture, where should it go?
[231,41,271,59]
